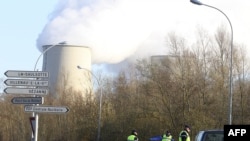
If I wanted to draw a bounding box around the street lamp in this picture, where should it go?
[32,41,66,141]
[77,65,103,141]
[190,0,234,125]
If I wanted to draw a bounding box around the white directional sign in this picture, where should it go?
[4,79,49,87]
[24,105,69,114]
[4,70,49,78]
[4,88,48,95]
[11,97,44,104]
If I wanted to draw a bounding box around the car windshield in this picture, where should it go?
[203,132,224,141]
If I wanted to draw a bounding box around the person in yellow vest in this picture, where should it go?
[127,129,139,141]
[179,125,191,141]
[162,130,172,141]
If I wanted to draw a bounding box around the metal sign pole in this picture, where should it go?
[34,113,39,141]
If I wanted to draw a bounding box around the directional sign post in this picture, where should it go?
[4,88,48,95]
[4,70,49,78]
[11,97,44,104]
[24,105,70,114]
[4,70,49,96]
[4,79,49,87]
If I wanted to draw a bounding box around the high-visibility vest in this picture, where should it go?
[179,130,190,141]
[162,134,172,141]
[127,135,138,141]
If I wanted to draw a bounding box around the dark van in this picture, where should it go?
[195,129,224,141]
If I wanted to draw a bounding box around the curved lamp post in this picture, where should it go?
[32,41,66,141]
[77,65,103,141]
[34,41,67,71]
[190,0,233,125]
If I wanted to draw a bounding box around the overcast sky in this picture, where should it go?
[1,0,250,91]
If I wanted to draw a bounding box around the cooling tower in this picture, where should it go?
[42,44,92,97]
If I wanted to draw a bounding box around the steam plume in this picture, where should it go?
[36,0,196,64]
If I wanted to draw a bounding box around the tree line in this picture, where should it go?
[0,26,250,141]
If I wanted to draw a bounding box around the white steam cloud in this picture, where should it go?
[36,0,206,65]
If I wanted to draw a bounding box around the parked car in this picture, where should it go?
[149,135,174,141]
[195,129,224,141]
[149,135,162,141]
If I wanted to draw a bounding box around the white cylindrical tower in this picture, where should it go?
[42,44,92,96]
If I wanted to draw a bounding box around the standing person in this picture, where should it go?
[179,125,191,141]
[162,130,172,141]
[127,129,139,141]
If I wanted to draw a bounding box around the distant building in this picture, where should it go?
[151,55,179,69]
[42,44,92,97]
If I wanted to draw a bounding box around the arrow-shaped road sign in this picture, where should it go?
[4,88,48,95]
[11,97,44,104]
[4,79,49,87]
[4,70,49,78]
[24,105,70,114]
